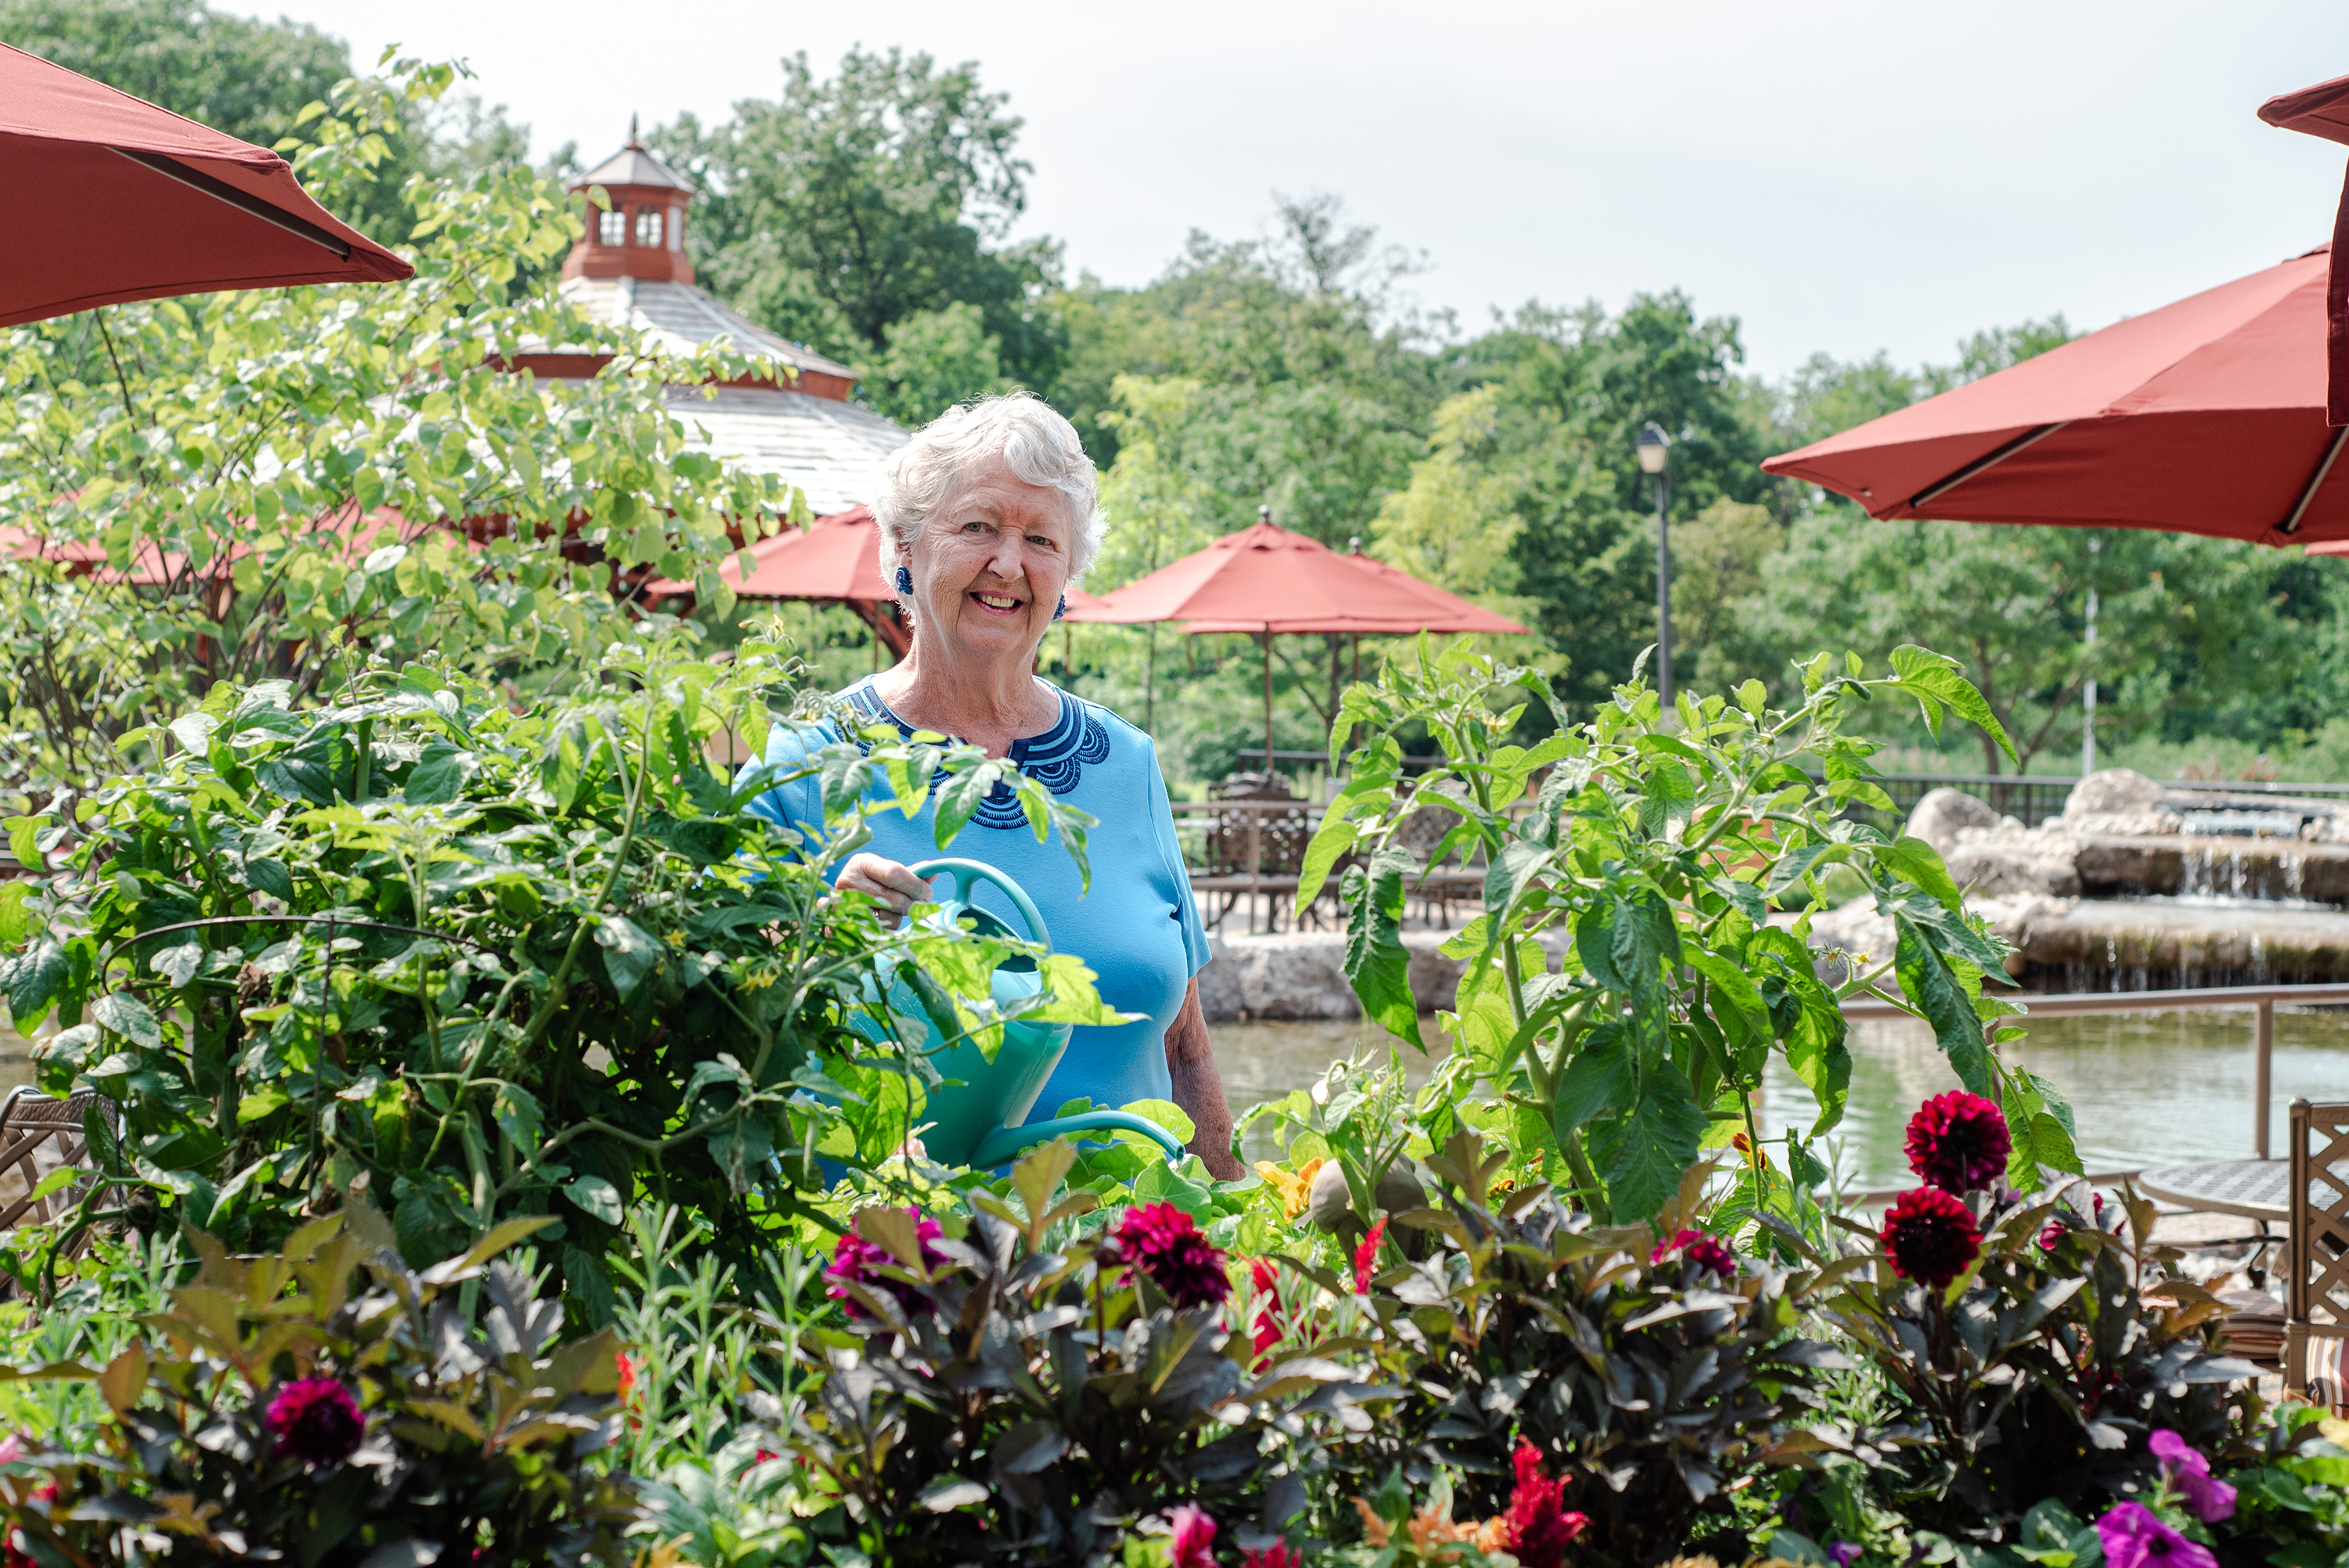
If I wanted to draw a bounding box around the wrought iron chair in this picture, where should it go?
[0,1087,109,1244]
[2284,1098,2349,1405]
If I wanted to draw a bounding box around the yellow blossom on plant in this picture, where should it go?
[2322,1416,2349,1447]
[1253,1156,1325,1221]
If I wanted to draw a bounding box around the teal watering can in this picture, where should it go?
[879,859,1188,1170]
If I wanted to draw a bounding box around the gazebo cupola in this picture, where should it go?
[561,117,696,286]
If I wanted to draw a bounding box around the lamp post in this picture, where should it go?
[1636,421,1673,708]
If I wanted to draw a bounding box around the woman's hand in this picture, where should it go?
[834,853,935,925]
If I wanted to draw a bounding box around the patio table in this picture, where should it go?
[2134,1159,2346,1224]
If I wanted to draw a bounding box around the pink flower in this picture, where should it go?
[1241,1547,1301,1568]
[1106,1203,1231,1310]
[2149,1429,2235,1523]
[1354,1217,1389,1294]
[1905,1091,2012,1193]
[2095,1502,2216,1568]
[1881,1187,1983,1290]
[1170,1504,1218,1568]
[825,1209,946,1319]
[0,1434,22,1465]
[1250,1259,1283,1362]
[263,1377,364,1466]
[1651,1227,1738,1278]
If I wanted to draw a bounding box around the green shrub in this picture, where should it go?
[0,1209,636,1566]
[0,631,1105,1310]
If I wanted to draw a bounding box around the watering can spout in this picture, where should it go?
[880,859,1193,1174]
[972,1109,1189,1171]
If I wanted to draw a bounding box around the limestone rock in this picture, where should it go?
[1946,823,2082,899]
[1906,788,2000,856]
[2064,768,2183,838]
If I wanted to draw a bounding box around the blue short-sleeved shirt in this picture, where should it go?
[741,677,1211,1115]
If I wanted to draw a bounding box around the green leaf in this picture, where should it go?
[1481,842,1553,926]
[1552,1022,1636,1138]
[1890,645,2015,764]
[2,938,67,1026]
[493,1084,544,1153]
[1686,949,1770,1040]
[562,1174,624,1224]
[1341,848,1423,1050]
[1603,1069,1709,1223]
[1896,914,1991,1093]
[593,914,661,998]
[92,991,162,1051]
[1575,885,1681,993]
[0,882,31,946]
[403,743,474,804]
[1879,834,1965,914]
[1293,816,1359,918]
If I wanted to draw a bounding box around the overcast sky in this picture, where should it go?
[231,0,2349,381]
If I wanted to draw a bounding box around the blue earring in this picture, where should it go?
[1054,594,1067,621]
[894,565,913,595]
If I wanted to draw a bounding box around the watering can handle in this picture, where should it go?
[906,858,1052,948]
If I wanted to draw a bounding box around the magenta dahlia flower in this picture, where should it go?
[825,1209,946,1320]
[1170,1504,1218,1568]
[2150,1429,2235,1523]
[1652,1227,1738,1278]
[2095,1502,2217,1568]
[1903,1091,2012,1193]
[263,1377,364,1466]
[1105,1202,1231,1310]
[1882,1186,1983,1289]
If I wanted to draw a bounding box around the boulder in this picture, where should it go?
[2064,768,2183,838]
[1906,788,2000,856]
[1945,824,2082,899]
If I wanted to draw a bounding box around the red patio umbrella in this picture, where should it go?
[2,41,412,326]
[2260,74,2349,427]
[1760,247,2349,546]
[1066,519,1529,768]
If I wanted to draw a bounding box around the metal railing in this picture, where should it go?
[1843,981,2349,1160]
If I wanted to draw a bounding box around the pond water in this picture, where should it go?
[1212,1006,2349,1190]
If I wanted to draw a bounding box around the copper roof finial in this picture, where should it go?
[628,112,640,146]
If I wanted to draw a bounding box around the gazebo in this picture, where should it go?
[511,128,909,520]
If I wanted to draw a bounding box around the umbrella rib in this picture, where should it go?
[2281,425,2349,535]
[108,147,353,261]
[1905,422,2067,511]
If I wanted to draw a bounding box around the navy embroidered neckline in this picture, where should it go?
[844,680,1110,829]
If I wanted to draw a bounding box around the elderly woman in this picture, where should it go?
[743,394,1241,1179]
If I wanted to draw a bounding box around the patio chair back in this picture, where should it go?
[2286,1098,2349,1405]
[0,1087,108,1236]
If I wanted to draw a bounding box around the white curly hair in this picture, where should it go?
[872,392,1106,589]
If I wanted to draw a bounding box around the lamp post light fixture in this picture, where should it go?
[1635,422,1673,708]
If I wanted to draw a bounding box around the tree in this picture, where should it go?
[651,49,1064,398]
[0,60,795,806]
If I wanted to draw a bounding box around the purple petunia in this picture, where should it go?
[263,1377,364,1466]
[1828,1545,1862,1568]
[2095,1502,2217,1568]
[2149,1429,2236,1523]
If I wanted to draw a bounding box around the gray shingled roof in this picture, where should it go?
[666,385,907,516]
[576,142,695,193]
[558,276,859,381]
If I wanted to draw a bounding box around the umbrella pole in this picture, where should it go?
[1261,629,1274,780]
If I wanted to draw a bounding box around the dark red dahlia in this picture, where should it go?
[1651,1227,1738,1278]
[264,1377,364,1466]
[1903,1091,2012,1193]
[825,1209,946,1320]
[1502,1440,1589,1568]
[1106,1202,1231,1310]
[1882,1186,1983,1289]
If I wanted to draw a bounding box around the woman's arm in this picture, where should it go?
[1165,979,1243,1181]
